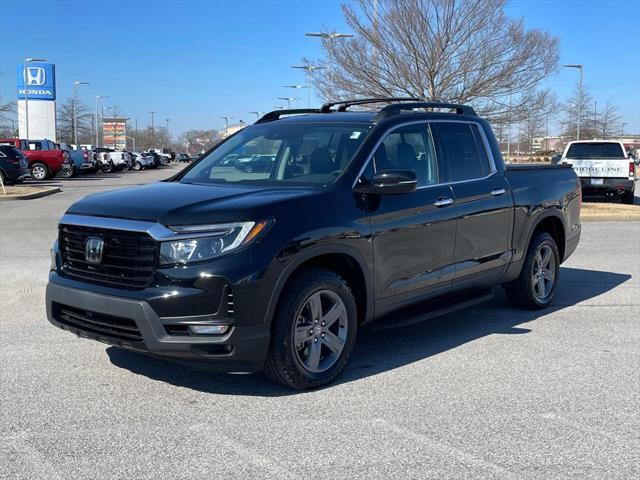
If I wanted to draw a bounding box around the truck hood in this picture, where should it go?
[66,181,318,225]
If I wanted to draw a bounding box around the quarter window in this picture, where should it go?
[372,123,438,187]
[433,122,492,182]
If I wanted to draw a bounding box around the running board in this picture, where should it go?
[372,290,494,330]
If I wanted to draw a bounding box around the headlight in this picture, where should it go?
[159,220,270,265]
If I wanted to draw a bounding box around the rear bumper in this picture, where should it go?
[580,177,634,195]
[46,281,270,373]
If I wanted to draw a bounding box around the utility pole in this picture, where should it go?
[593,100,597,139]
[564,64,583,140]
[150,111,156,146]
[165,118,170,140]
[95,96,108,146]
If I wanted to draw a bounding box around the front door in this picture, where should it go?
[362,122,457,315]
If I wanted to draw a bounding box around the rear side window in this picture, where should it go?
[433,122,492,182]
[566,143,626,159]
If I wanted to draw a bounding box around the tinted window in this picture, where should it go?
[566,142,626,159]
[372,123,438,186]
[433,122,491,182]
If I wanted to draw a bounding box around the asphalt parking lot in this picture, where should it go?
[1,168,639,480]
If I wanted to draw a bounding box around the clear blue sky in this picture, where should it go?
[2,0,638,136]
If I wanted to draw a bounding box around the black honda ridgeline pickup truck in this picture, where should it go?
[47,100,581,389]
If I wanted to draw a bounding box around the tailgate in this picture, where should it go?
[562,159,629,178]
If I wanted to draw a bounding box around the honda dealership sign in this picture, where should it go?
[17,62,56,100]
[17,62,57,140]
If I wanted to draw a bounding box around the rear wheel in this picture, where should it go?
[59,164,76,178]
[133,161,142,171]
[101,161,115,173]
[504,232,560,310]
[264,269,358,390]
[622,190,635,204]
[31,162,50,181]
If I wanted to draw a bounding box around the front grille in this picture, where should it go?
[52,302,143,342]
[59,224,157,289]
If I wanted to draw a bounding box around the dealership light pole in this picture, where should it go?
[220,116,233,134]
[73,81,90,145]
[165,118,170,140]
[292,64,325,107]
[283,85,311,108]
[23,57,47,140]
[149,111,156,145]
[101,106,112,147]
[277,97,299,109]
[95,95,108,146]
[563,64,583,140]
[621,122,627,137]
[249,111,264,121]
[305,31,354,40]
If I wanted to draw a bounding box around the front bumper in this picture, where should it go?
[46,281,270,372]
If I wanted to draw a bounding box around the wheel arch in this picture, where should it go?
[527,211,566,262]
[264,245,374,328]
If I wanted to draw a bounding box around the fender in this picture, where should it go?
[262,243,375,327]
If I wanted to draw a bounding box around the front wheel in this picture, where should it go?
[133,161,142,171]
[101,161,114,173]
[504,232,560,309]
[264,269,358,390]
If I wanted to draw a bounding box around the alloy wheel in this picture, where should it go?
[293,290,349,373]
[32,165,46,180]
[532,245,555,302]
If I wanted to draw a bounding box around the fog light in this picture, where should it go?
[189,324,230,335]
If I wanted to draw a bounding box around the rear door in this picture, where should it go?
[431,121,513,288]
[366,122,457,312]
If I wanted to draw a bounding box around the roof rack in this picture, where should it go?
[376,102,476,118]
[255,108,321,124]
[320,97,422,113]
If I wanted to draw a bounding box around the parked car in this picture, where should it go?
[59,143,99,177]
[0,138,68,180]
[93,148,131,173]
[145,151,161,168]
[177,153,191,163]
[147,148,172,164]
[561,140,636,203]
[0,145,31,185]
[130,152,154,170]
[234,154,276,173]
[46,99,581,390]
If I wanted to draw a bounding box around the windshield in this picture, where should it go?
[180,122,371,186]
[566,142,626,159]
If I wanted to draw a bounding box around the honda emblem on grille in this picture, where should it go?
[85,237,104,264]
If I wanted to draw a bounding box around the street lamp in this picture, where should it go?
[283,85,311,108]
[220,116,233,130]
[621,122,628,137]
[23,57,47,140]
[73,81,90,145]
[563,64,583,140]
[277,97,299,109]
[249,111,264,121]
[95,96,108,146]
[165,118,170,137]
[305,32,354,40]
[149,111,156,145]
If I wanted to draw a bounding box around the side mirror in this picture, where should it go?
[355,169,417,195]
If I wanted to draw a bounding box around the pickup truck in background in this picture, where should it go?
[0,138,68,180]
[46,99,582,389]
[59,144,99,177]
[93,147,132,173]
[561,140,636,204]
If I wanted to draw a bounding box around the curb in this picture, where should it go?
[0,187,61,201]
[581,214,640,222]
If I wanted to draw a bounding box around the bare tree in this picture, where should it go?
[57,98,93,144]
[561,85,596,141]
[177,129,221,154]
[598,101,621,139]
[0,96,17,136]
[306,0,559,122]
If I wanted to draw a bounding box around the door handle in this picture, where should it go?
[433,197,453,207]
[491,188,506,196]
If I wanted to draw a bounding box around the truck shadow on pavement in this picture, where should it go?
[106,266,631,396]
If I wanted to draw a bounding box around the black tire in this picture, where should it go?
[504,232,560,310]
[101,161,114,173]
[59,164,76,178]
[31,162,50,181]
[264,268,358,390]
[133,161,142,171]
[622,191,635,204]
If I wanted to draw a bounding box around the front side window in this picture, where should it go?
[180,122,371,186]
[372,123,438,187]
[433,122,492,182]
